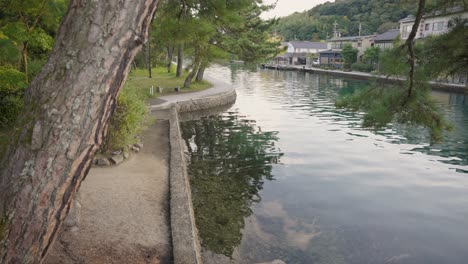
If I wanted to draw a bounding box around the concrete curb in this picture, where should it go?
[168,106,203,264]
[152,75,237,264]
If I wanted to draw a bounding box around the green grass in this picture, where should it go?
[125,67,212,99]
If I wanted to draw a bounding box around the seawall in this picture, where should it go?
[151,75,237,264]
[262,64,467,94]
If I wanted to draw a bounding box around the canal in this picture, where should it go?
[180,64,468,264]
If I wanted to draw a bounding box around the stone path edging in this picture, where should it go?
[168,106,203,264]
[151,75,237,264]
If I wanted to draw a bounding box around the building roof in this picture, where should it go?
[399,15,415,23]
[374,29,399,42]
[276,52,309,59]
[329,35,376,42]
[289,41,327,49]
[318,49,342,54]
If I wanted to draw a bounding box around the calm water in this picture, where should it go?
[181,65,468,264]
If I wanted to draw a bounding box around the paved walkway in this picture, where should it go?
[149,76,234,111]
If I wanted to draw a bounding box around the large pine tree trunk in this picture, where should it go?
[176,44,184,77]
[166,46,174,73]
[184,55,201,88]
[195,61,207,82]
[146,35,153,78]
[0,0,159,263]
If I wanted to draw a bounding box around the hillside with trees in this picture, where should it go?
[273,0,416,40]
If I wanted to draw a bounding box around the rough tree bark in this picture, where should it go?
[195,60,207,82]
[404,0,426,97]
[146,32,153,78]
[176,44,184,77]
[0,0,159,263]
[184,55,201,88]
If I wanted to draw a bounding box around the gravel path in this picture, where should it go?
[45,120,172,264]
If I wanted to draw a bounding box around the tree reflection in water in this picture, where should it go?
[181,110,283,257]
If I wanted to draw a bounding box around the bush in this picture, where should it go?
[103,87,150,151]
[0,67,26,127]
[352,62,373,73]
[28,59,46,81]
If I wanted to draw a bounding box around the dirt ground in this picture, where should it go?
[45,120,172,264]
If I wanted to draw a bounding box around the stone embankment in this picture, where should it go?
[262,64,467,94]
[151,75,237,264]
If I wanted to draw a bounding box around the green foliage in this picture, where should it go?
[27,59,47,80]
[335,0,466,141]
[363,46,380,64]
[103,65,213,152]
[351,62,373,72]
[336,83,451,141]
[0,67,26,127]
[152,0,280,69]
[341,43,358,68]
[337,26,456,141]
[0,33,20,67]
[181,112,283,257]
[274,0,415,40]
[103,88,149,151]
[378,46,408,76]
[0,0,67,77]
[420,17,468,79]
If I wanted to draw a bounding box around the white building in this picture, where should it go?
[373,29,399,50]
[275,41,327,65]
[287,41,328,54]
[399,6,468,40]
[326,35,376,59]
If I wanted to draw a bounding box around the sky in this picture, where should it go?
[261,0,332,19]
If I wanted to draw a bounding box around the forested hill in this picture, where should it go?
[273,0,416,41]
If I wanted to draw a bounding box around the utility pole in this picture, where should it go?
[359,22,362,36]
[333,21,339,38]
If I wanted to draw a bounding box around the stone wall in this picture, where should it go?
[168,106,203,264]
[176,89,237,113]
[158,79,237,264]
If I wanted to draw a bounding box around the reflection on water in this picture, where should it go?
[183,64,468,264]
[181,112,283,256]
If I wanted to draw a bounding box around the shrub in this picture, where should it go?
[103,87,150,151]
[28,59,46,81]
[352,62,373,73]
[0,67,27,127]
